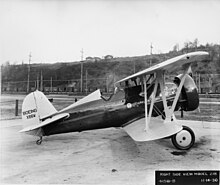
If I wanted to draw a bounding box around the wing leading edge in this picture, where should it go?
[115,51,209,85]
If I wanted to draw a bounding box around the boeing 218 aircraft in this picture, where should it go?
[20,51,209,150]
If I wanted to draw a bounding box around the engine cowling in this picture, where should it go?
[174,74,199,111]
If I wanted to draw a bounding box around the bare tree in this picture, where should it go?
[173,43,179,52]
[193,38,199,49]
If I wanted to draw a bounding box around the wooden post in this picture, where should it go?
[15,100,19,116]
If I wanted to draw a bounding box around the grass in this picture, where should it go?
[175,104,220,122]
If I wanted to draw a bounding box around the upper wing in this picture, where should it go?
[115,51,209,84]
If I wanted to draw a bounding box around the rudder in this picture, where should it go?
[22,90,57,126]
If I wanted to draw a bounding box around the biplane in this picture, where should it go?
[20,51,209,150]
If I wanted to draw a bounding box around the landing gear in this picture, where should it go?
[171,126,195,150]
[36,136,43,145]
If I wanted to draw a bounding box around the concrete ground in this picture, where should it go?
[0,119,219,184]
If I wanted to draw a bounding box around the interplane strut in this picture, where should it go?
[143,65,192,131]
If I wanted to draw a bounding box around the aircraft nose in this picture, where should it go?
[176,74,199,111]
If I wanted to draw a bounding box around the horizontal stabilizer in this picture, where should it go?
[59,89,102,113]
[123,117,182,141]
[19,113,69,133]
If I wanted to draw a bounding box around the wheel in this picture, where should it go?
[171,126,195,150]
[36,139,42,145]
[36,137,42,145]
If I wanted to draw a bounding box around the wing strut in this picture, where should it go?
[143,65,191,131]
[143,76,149,131]
[158,71,170,120]
[143,73,158,131]
[170,66,191,114]
[148,74,159,125]
[158,64,192,122]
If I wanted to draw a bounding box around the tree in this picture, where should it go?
[193,38,199,49]
[183,42,189,52]
[173,43,179,52]
[3,61,10,66]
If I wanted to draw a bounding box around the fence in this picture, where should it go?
[2,74,220,94]
[0,99,21,120]
[1,77,115,95]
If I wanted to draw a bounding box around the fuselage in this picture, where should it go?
[42,73,199,136]
[42,86,178,136]
[38,73,200,137]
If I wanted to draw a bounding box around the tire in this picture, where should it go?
[171,126,195,150]
[36,137,43,145]
[36,140,42,145]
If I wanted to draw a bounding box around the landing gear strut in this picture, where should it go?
[36,136,43,145]
[171,126,195,150]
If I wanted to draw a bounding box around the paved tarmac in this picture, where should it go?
[0,119,220,184]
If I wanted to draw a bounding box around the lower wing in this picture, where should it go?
[123,117,182,141]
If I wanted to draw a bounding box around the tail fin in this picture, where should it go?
[22,90,57,125]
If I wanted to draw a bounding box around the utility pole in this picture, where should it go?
[85,69,88,94]
[40,70,43,91]
[36,73,39,90]
[50,77,53,93]
[106,74,108,93]
[80,48,84,92]
[133,61,136,73]
[150,43,153,66]
[150,43,153,55]
[27,52,31,93]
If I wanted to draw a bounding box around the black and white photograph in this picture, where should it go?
[0,0,220,184]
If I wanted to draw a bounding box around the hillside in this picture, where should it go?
[1,44,220,94]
